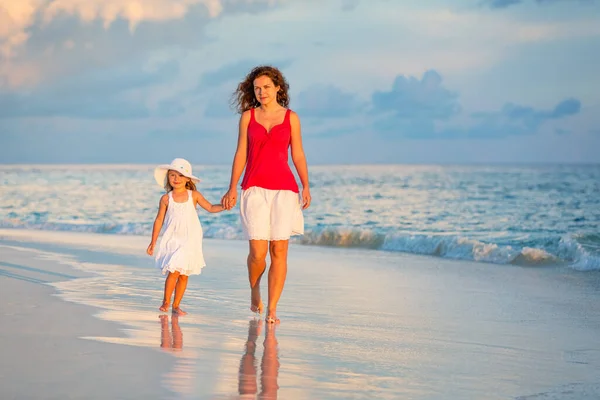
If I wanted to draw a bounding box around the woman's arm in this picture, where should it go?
[194,191,225,213]
[222,110,251,209]
[147,195,168,255]
[290,111,311,209]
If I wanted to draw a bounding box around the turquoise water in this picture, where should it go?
[1,164,599,270]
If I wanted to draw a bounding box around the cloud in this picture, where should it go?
[369,70,460,137]
[341,0,360,12]
[475,97,580,122]
[486,0,522,8]
[372,70,460,120]
[203,90,238,118]
[197,59,293,90]
[484,0,595,8]
[0,0,219,59]
[0,0,281,88]
[295,85,365,118]
[335,69,582,139]
[0,121,235,164]
[0,60,181,119]
[463,98,581,137]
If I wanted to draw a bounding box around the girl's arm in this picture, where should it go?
[290,111,311,209]
[147,195,168,255]
[194,191,225,213]
[222,110,251,209]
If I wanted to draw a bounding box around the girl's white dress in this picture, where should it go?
[155,190,206,276]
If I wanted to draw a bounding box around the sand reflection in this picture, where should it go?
[238,319,280,399]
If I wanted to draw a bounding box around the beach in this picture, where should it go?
[3,0,599,398]
[1,228,599,399]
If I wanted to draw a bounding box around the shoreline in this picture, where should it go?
[1,225,598,272]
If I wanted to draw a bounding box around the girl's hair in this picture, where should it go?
[165,170,197,192]
[231,65,290,114]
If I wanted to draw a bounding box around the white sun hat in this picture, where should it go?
[154,158,200,188]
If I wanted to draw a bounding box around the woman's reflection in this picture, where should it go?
[238,319,280,399]
[260,321,280,398]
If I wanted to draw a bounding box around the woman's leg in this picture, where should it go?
[160,271,180,311]
[238,319,262,396]
[248,240,269,314]
[260,323,280,397]
[266,240,289,322]
[172,274,189,315]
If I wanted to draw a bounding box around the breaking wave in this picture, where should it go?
[2,218,598,271]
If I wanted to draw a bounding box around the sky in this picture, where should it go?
[0,0,599,165]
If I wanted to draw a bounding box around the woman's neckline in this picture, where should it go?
[253,107,288,135]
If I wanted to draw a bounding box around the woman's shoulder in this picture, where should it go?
[240,109,252,119]
[160,193,169,205]
[288,109,300,123]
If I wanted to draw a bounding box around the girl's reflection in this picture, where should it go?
[238,319,280,399]
[160,314,183,351]
[158,314,197,397]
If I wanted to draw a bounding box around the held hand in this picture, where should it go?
[222,188,238,210]
[146,243,155,256]
[301,187,312,209]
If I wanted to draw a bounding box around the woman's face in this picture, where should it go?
[253,75,280,106]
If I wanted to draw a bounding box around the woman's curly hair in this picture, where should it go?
[231,65,290,114]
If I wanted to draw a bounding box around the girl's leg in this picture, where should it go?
[160,271,180,311]
[171,315,183,349]
[248,240,269,314]
[266,240,289,323]
[172,274,189,315]
[159,315,172,349]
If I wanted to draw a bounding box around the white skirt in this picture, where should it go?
[240,187,304,241]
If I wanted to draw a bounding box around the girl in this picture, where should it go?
[221,65,311,324]
[147,158,225,315]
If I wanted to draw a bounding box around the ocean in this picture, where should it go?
[1,163,599,271]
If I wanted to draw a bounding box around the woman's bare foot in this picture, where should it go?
[172,307,187,316]
[265,309,280,324]
[159,302,170,312]
[250,287,264,314]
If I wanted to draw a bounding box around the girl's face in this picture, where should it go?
[253,75,280,106]
[168,170,189,190]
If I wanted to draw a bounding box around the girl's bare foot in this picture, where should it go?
[172,307,187,316]
[159,302,170,312]
[250,299,264,314]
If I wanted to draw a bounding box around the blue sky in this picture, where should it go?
[0,0,599,164]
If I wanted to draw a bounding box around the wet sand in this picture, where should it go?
[1,229,599,399]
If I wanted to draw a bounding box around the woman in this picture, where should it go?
[221,65,311,324]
